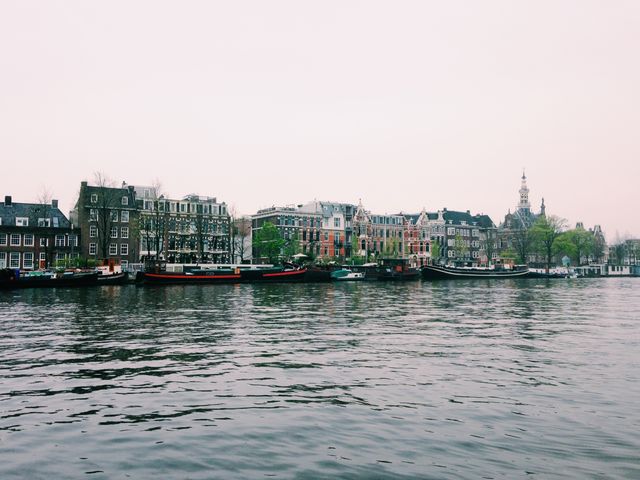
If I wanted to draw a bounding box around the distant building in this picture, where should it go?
[72,181,139,269]
[134,187,231,264]
[0,195,77,270]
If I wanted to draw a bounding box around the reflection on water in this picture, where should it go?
[1,279,639,479]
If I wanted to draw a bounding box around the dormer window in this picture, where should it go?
[91,194,98,203]
[122,196,129,206]
[16,217,29,227]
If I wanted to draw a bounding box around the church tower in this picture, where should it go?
[517,170,531,214]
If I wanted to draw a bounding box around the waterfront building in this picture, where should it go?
[135,187,231,264]
[297,201,355,259]
[72,181,139,269]
[0,195,78,270]
[498,171,546,264]
[251,205,323,262]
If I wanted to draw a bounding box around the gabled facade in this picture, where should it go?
[73,181,139,269]
[0,195,77,270]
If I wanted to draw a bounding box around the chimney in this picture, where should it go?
[51,199,58,209]
[4,195,11,206]
[81,181,88,188]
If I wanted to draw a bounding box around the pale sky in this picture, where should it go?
[1,1,638,239]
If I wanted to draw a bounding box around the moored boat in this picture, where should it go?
[330,269,365,281]
[0,269,99,289]
[96,271,130,285]
[421,264,530,280]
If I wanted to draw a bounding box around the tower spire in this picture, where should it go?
[518,170,531,213]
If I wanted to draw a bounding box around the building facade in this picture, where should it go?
[73,181,139,269]
[136,187,231,264]
[0,195,78,270]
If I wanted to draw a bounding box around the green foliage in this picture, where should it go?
[500,247,517,260]
[454,234,469,260]
[530,215,567,271]
[430,239,441,263]
[254,222,285,264]
[555,228,594,265]
[283,231,301,259]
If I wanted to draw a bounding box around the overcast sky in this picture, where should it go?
[1,1,638,240]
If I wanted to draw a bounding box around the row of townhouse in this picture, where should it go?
[251,199,497,266]
[0,196,78,270]
[72,182,232,267]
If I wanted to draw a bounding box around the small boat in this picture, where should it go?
[330,269,365,281]
[0,269,99,289]
[377,258,421,281]
[421,264,530,280]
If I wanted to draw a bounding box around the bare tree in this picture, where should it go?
[233,216,252,264]
[139,180,166,263]
[512,226,532,265]
[29,187,53,268]
[93,172,119,260]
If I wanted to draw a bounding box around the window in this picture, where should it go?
[0,234,6,246]
[90,209,98,221]
[111,210,119,222]
[10,234,20,246]
[121,227,129,239]
[91,194,98,203]
[109,243,118,255]
[121,260,129,269]
[23,253,34,269]
[324,232,329,241]
[121,211,129,223]
[334,217,341,228]
[0,252,5,268]
[52,217,59,228]
[39,252,46,262]
[40,237,48,247]
[24,234,34,246]
[55,235,65,247]
[111,227,118,238]
[89,243,97,255]
[16,217,29,227]
[10,253,20,268]
[90,225,97,237]
[120,243,128,255]
[38,218,51,227]
[121,196,128,206]
[447,227,456,236]
[69,235,78,247]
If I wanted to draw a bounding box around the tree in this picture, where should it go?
[253,222,284,264]
[430,238,441,264]
[283,231,301,260]
[29,187,53,268]
[454,234,469,263]
[530,215,567,272]
[482,228,497,265]
[610,242,626,266]
[93,172,120,260]
[512,226,532,265]
[139,180,166,263]
[559,228,594,266]
[232,216,252,264]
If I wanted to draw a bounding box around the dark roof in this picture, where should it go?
[443,210,495,228]
[0,199,71,228]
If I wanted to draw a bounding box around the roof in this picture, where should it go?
[0,199,72,228]
[443,210,495,228]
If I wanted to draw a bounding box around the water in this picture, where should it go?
[1,279,639,479]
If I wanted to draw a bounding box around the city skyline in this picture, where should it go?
[1,1,639,239]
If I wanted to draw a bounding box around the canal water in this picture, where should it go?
[1,279,639,479]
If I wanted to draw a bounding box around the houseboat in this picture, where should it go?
[421,264,530,280]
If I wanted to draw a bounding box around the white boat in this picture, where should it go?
[331,269,365,281]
